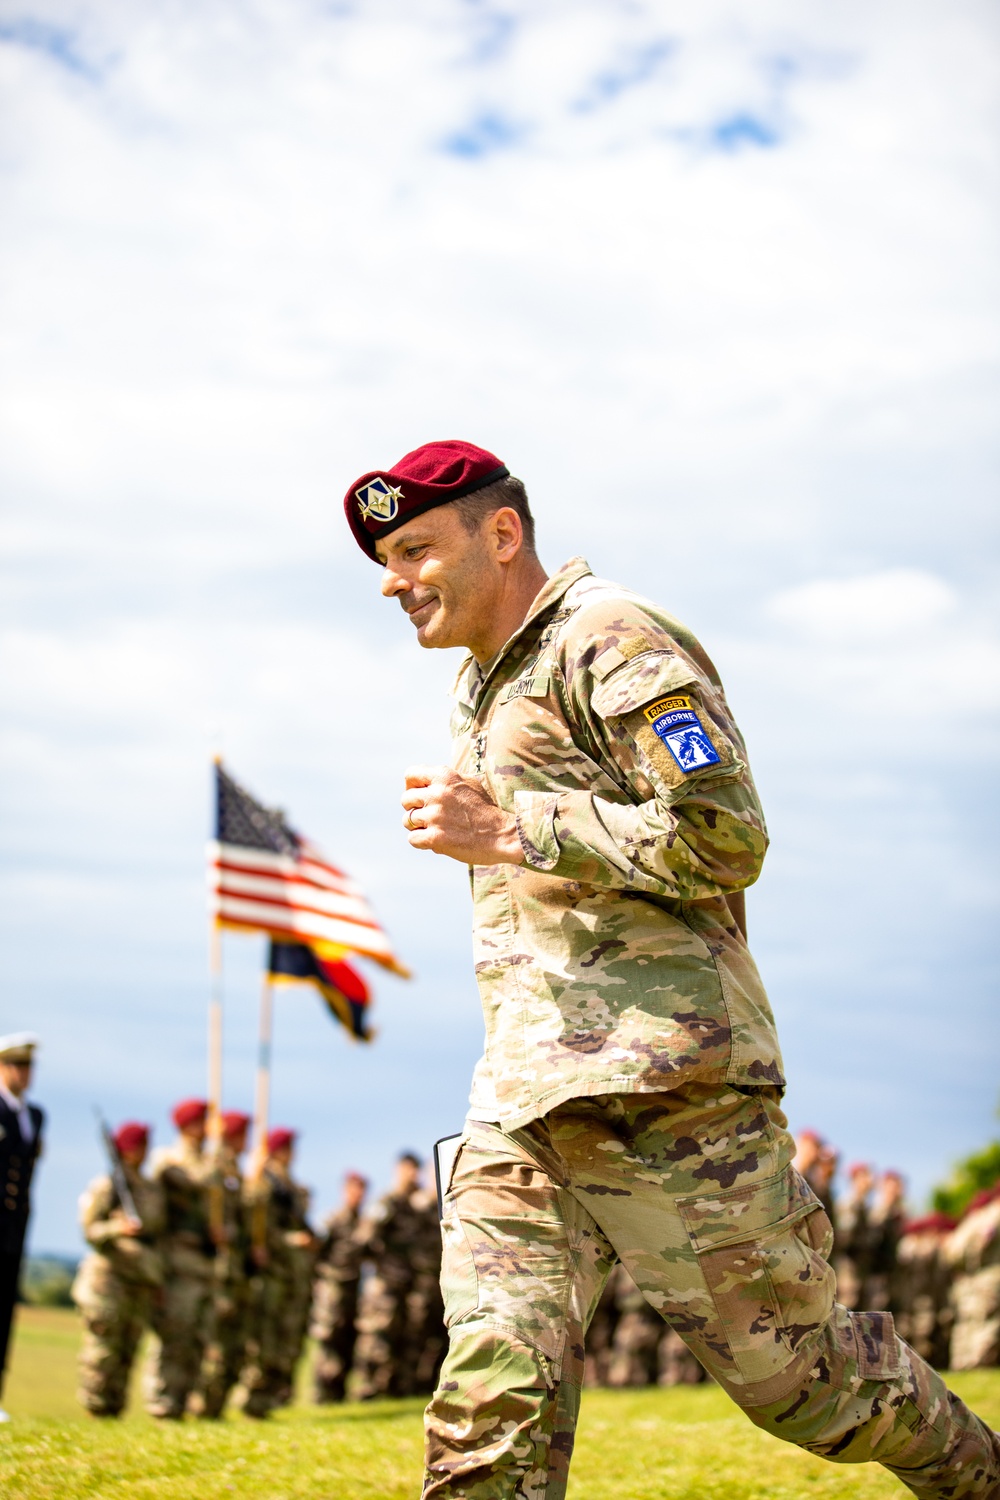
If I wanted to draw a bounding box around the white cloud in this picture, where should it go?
[766,568,956,640]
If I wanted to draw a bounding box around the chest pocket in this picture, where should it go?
[591,650,739,794]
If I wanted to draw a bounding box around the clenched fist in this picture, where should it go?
[401,765,525,867]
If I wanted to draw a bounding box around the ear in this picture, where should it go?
[491,506,523,563]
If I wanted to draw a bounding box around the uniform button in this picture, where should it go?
[4,1200,15,1211]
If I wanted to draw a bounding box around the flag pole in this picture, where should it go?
[251,960,274,1178]
[207,921,223,1130]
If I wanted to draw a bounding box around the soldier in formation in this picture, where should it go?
[312,1170,368,1402]
[73,1122,165,1416]
[195,1109,251,1419]
[892,1211,956,1371]
[946,1185,1000,1372]
[354,1151,428,1400]
[144,1098,217,1419]
[242,1127,317,1417]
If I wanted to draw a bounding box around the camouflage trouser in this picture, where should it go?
[242,1271,296,1416]
[143,1272,213,1419]
[425,1086,1000,1499]
[354,1273,411,1399]
[196,1277,249,1419]
[407,1270,448,1396]
[311,1276,360,1402]
[76,1277,151,1416]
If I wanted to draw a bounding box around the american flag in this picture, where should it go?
[208,762,409,977]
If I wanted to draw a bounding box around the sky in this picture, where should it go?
[0,0,997,1256]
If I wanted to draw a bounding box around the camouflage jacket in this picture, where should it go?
[244,1163,313,1279]
[148,1138,216,1276]
[360,1189,426,1288]
[451,557,784,1130]
[315,1204,365,1284]
[209,1145,249,1283]
[76,1168,166,1289]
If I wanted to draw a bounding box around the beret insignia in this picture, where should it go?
[355,478,402,523]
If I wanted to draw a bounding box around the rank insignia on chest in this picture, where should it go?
[642,696,720,772]
[355,477,403,522]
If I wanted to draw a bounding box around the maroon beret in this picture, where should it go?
[902,1212,956,1237]
[344,439,509,561]
[172,1098,208,1129]
[267,1126,296,1154]
[220,1110,251,1139]
[113,1122,149,1154]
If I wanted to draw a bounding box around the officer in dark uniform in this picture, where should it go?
[0,1032,45,1419]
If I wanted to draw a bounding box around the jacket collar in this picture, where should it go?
[451,557,593,703]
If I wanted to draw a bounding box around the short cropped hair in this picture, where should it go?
[452,474,536,555]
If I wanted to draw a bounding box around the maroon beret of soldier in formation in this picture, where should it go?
[344,439,508,561]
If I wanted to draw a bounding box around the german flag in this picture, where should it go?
[267,939,373,1042]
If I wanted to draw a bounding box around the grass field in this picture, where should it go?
[2,1308,999,1499]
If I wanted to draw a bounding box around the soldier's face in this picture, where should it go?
[377,507,508,655]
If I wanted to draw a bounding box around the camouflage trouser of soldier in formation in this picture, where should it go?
[76,1279,153,1417]
[354,1273,410,1399]
[196,1277,249,1419]
[144,1272,213,1419]
[312,1277,361,1403]
[243,1271,298,1416]
[426,1084,1000,1500]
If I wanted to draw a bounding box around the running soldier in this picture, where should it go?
[73,1122,165,1417]
[312,1171,367,1403]
[144,1098,217,1419]
[344,438,1000,1498]
[195,1110,252,1419]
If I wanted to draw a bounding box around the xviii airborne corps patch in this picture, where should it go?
[642,696,720,773]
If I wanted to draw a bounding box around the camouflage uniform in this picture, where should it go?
[143,1137,216,1418]
[354,1187,424,1399]
[195,1146,250,1418]
[835,1191,879,1311]
[423,559,1000,1499]
[242,1163,314,1415]
[405,1188,447,1396]
[72,1169,165,1416]
[311,1203,365,1402]
[892,1217,955,1371]
[946,1190,1000,1372]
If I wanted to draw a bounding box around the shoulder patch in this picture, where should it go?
[643,697,721,773]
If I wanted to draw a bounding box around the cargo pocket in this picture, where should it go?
[676,1165,837,1405]
[440,1187,480,1329]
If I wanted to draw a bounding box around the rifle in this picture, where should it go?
[94,1108,141,1224]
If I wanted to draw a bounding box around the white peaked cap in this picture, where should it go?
[0,1031,41,1059]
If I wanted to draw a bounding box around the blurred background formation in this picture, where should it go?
[17,1104,1000,1418]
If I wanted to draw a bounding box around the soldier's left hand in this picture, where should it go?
[402,766,525,866]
